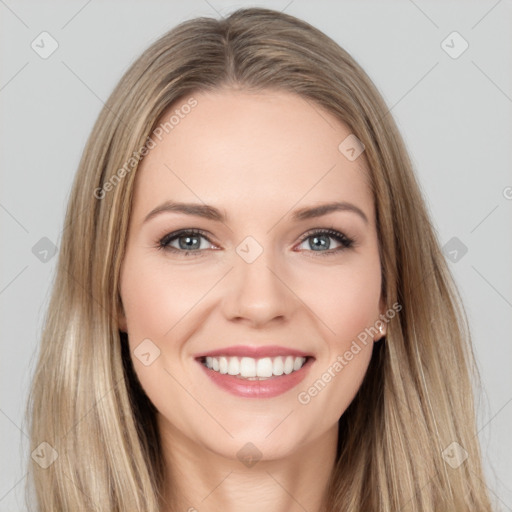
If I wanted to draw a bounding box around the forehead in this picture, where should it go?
[133,88,373,224]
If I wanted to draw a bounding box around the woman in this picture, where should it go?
[26,7,494,511]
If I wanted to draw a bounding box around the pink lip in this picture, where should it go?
[194,344,313,359]
[195,356,314,399]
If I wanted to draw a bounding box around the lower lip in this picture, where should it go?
[196,357,314,399]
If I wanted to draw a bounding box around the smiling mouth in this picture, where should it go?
[197,355,311,380]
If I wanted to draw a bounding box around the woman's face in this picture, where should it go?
[119,88,385,461]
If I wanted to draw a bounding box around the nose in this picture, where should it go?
[221,247,297,328]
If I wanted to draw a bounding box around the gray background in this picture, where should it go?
[1,0,511,510]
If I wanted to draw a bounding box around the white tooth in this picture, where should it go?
[219,356,228,374]
[240,357,256,378]
[227,357,240,375]
[256,357,273,377]
[293,357,305,371]
[283,356,294,374]
[272,356,284,376]
[205,354,307,377]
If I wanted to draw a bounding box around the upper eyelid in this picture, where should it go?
[299,227,349,239]
[159,229,214,245]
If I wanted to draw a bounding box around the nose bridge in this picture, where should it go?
[224,235,292,325]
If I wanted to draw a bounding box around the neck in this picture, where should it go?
[158,415,338,512]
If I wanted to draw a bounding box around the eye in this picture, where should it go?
[158,229,216,256]
[296,228,354,256]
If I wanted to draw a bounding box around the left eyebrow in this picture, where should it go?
[291,201,369,225]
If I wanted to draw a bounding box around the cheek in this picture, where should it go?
[291,253,381,417]
[295,272,378,423]
[120,254,215,340]
[293,254,382,347]
[119,254,207,426]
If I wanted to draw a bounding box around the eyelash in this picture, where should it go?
[157,228,355,258]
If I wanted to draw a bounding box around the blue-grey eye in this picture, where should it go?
[159,229,212,252]
[297,229,353,252]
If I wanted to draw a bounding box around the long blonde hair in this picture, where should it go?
[26,7,493,511]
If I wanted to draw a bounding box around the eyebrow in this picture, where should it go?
[143,200,369,225]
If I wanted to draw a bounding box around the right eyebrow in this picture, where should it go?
[143,201,226,224]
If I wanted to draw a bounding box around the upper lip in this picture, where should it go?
[194,345,314,359]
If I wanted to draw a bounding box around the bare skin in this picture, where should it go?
[119,89,386,512]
